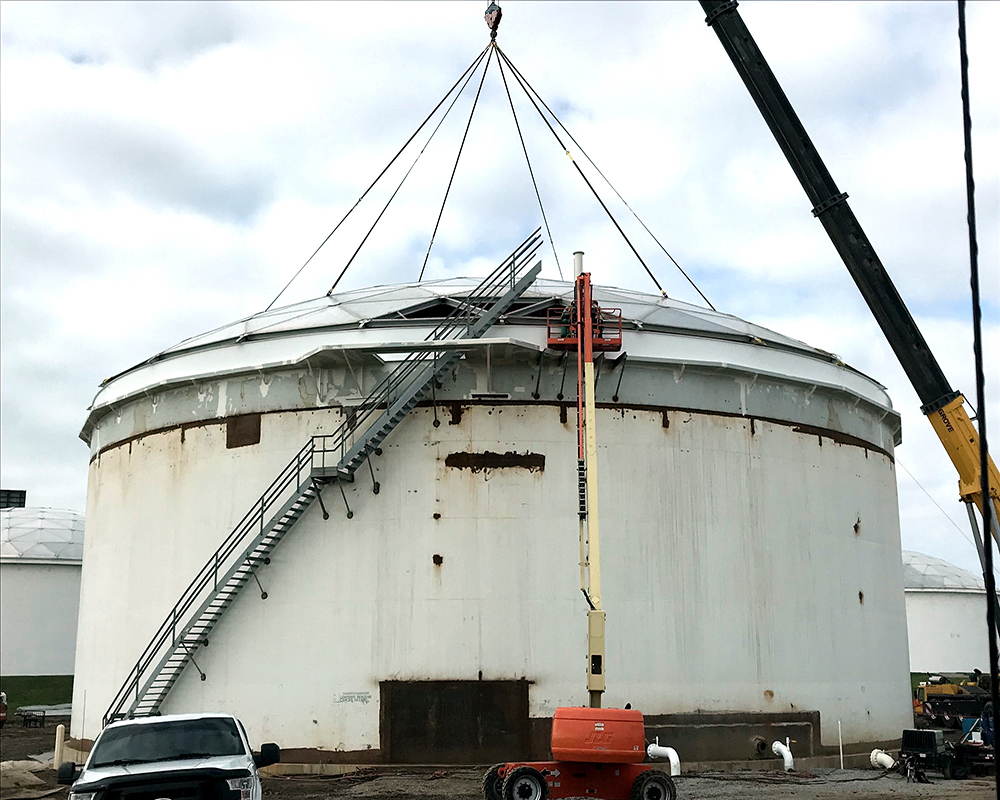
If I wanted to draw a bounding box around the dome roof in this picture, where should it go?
[902,550,985,592]
[82,275,897,447]
[1,507,85,563]
[155,278,827,359]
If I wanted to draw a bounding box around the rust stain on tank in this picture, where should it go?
[791,422,890,459]
[445,451,545,473]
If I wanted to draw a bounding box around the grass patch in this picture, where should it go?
[911,673,931,693]
[0,675,74,708]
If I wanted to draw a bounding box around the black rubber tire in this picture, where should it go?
[502,766,547,800]
[630,770,676,800]
[482,764,505,800]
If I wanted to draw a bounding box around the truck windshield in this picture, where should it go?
[90,718,245,767]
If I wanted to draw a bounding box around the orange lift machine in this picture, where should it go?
[481,254,676,800]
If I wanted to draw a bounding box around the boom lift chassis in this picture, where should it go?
[482,255,675,800]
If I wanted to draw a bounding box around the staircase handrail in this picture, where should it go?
[312,230,543,468]
[103,437,317,724]
[102,230,543,725]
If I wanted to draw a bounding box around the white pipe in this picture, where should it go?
[838,720,844,770]
[870,749,896,770]
[772,740,793,771]
[646,738,681,776]
[54,724,65,768]
[574,251,584,278]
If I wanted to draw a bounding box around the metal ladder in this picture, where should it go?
[102,233,542,725]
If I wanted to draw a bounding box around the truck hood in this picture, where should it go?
[78,754,250,786]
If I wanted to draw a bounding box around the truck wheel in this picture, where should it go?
[631,770,676,800]
[502,766,546,800]
[483,764,505,800]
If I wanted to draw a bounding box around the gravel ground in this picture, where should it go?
[2,725,992,800]
[260,766,995,800]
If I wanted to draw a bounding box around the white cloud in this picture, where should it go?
[1,0,997,580]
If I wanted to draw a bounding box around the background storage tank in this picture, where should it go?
[71,276,911,764]
[1,507,85,678]
[902,550,988,674]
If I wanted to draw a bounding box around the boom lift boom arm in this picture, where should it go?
[547,251,625,707]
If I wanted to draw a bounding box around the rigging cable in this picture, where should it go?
[500,49,715,310]
[896,458,980,555]
[492,46,665,297]
[328,46,492,295]
[264,44,490,311]
[418,47,495,281]
[497,54,563,280]
[958,4,998,790]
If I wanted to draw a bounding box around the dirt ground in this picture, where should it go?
[260,767,994,800]
[0,720,62,800]
[2,723,993,800]
[1,721,65,763]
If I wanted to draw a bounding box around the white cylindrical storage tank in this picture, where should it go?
[1,507,85,677]
[71,277,910,764]
[903,550,989,674]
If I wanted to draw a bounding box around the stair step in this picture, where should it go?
[110,258,539,722]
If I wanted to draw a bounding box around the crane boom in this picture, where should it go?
[699,0,999,523]
[700,5,1000,763]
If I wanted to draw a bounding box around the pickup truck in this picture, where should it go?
[58,713,279,800]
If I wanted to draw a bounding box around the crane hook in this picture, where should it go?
[485,2,502,40]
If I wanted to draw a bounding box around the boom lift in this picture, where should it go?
[482,255,675,800]
[546,253,623,708]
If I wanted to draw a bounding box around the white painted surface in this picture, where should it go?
[0,561,82,675]
[72,403,911,749]
[904,590,989,673]
[85,326,891,434]
[83,279,895,443]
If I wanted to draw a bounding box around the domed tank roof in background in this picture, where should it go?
[0,507,85,563]
[902,550,985,592]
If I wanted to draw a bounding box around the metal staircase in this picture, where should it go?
[103,232,543,725]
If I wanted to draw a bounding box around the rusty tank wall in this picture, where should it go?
[71,328,911,763]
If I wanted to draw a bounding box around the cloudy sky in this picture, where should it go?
[1,1,996,575]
